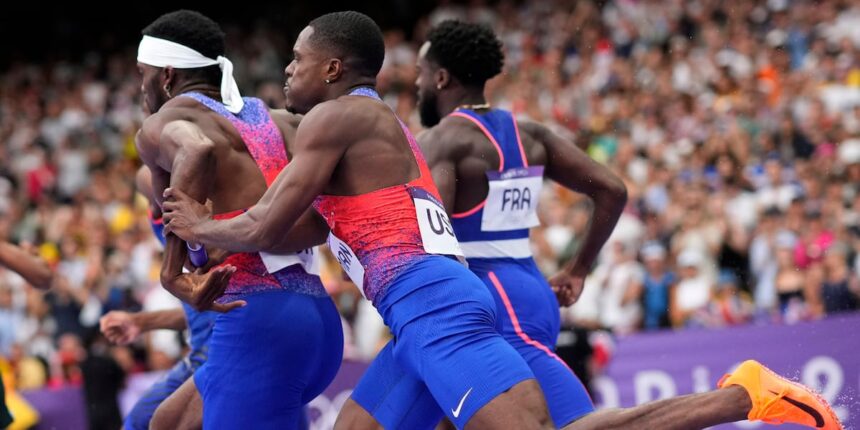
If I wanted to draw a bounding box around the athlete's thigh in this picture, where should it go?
[385,264,537,429]
[478,264,560,345]
[479,266,593,426]
[196,291,318,428]
[302,295,345,403]
[124,359,193,430]
[522,346,594,427]
[346,340,444,430]
[150,377,202,430]
[463,379,550,430]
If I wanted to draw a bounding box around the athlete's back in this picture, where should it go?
[428,110,547,215]
[140,95,276,214]
[312,88,462,302]
[421,107,595,426]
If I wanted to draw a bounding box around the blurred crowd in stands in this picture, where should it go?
[0,0,858,415]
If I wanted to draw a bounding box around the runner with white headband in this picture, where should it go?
[130,10,343,430]
[137,34,243,114]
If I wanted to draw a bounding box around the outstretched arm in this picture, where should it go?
[163,103,346,253]
[163,194,330,254]
[136,118,240,312]
[100,308,187,345]
[0,242,53,289]
[524,121,627,305]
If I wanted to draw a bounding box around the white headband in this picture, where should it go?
[137,35,244,114]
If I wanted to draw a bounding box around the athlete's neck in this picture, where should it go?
[328,76,377,101]
[441,87,488,116]
[173,81,222,102]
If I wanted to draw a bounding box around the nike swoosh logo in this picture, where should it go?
[769,390,825,427]
[451,387,473,418]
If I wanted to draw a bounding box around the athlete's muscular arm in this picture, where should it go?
[417,126,469,213]
[164,194,329,254]
[136,116,241,312]
[164,102,346,253]
[132,308,188,331]
[523,121,628,305]
[0,242,53,289]
[100,308,187,345]
[136,165,163,218]
[137,165,232,271]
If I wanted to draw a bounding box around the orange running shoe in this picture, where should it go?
[718,360,843,430]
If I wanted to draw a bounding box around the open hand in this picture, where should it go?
[187,265,245,313]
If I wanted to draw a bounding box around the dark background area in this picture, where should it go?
[0,0,439,68]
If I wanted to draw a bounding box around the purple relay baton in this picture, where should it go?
[187,242,209,267]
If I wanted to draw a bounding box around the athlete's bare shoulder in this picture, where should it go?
[269,109,302,130]
[418,116,475,163]
[515,118,548,141]
[514,119,553,165]
[287,98,367,153]
[268,110,302,155]
[140,98,209,140]
[269,109,302,138]
[138,107,184,152]
[516,119,576,147]
[136,98,219,171]
[300,95,385,137]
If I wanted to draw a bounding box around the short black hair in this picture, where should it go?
[142,10,225,59]
[141,10,225,86]
[308,11,385,78]
[426,20,504,87]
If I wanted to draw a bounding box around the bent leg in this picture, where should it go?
[150,377,203,430]
[378,258,551,430]
[126,359,193,430]
[483,267,595,427]
[335,399,384,430]
[338,341,443,430]
[464,379,552,430]
[522,346,594,427]
[562,386,750,430]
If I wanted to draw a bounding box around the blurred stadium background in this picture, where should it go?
[1,0,859,429]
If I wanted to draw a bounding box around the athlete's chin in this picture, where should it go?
[419,117,439,128]
[417,94,441,127]
[419,107,441,128]
[284,103,308,115]
[284,98,304,115]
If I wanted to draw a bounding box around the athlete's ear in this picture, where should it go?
[324,58,343,84]
[161,66,176,91]
[435,67,451,90]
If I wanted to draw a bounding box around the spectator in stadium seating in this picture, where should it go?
[640,242,674,331]
[697,271,755,328]
[794,207,836,269]
[773,232,811,323]
[597,241,643,334]
[670,249,713,328]
[819,242,860,314]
